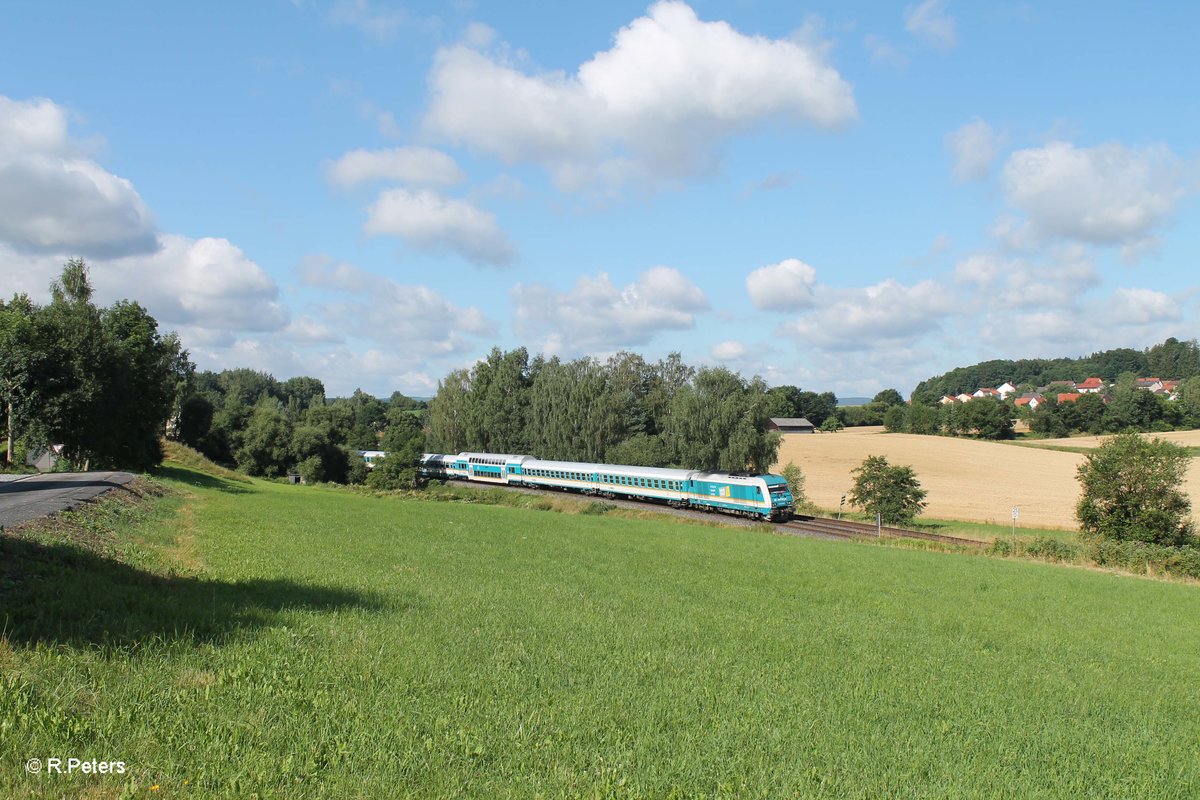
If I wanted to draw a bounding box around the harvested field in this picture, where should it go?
[1031,429,1200,449]
[774,426,1200,529]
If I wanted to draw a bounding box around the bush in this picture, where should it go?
[1023,537,1081,563]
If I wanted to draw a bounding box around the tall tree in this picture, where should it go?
[849,455,928,525]
[1076,433,1195,546]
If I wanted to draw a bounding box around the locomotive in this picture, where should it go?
[418,451,794,522]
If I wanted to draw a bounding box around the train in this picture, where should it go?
[417,451,795,522]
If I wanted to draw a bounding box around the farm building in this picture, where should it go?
[769,417,815,434]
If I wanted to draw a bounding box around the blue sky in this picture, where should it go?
[2,1,1197,397]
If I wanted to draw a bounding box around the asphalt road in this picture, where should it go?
[0,472,135,530]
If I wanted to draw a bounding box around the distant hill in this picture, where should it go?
[837,397,871,407]
[911,337,1199,403]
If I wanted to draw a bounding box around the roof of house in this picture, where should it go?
[1058,392,1083,404]
[1077,377,1105,389]
[770,417,814,427]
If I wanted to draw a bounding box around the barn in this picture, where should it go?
[768,417,815,434]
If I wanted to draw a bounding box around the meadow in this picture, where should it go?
[3,463,1200,797]
[774,426,1200,530]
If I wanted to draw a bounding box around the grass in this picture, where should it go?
[2,462,1200,797]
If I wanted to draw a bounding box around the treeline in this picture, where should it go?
[178,371,426,487]
[1,261,189,470]
[911,337,1200,404]
[428,348,781,473]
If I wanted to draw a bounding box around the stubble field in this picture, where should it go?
[774,426,1200,530]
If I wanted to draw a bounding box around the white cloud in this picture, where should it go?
[711,340,747,361]
[953,246,1099,310]
[1001,141,1188,251]
[1106,287,1181,326]
[299,258,495,352]
[946,119,1002,182]
[101,235,290,340]
[423,1,856,190]
[780,279,955,350]
[325,146,464,189]
[0,95,158,258]
[904,0,957,49]
[513,266,709,355]
[364,188,515,266]
[746,258,818,311]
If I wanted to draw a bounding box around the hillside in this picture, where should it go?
[910,336,1199,402]
[775,426,1200,529]
[4,466,1200,796]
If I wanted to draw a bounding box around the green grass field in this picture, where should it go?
[3,465,1199,797]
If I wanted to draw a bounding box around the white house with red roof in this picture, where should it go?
[997,382,1017,399]
[1077,377,1105,393]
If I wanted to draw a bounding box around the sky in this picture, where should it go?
[1,1,1197,399]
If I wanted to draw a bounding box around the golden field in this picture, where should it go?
[773,427,1200,530]
[1031,429,1200,449]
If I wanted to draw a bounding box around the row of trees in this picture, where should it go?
[428,348,782,473]
[1,262,190,470]
[911,337,1200,404]
[178,370,426,486]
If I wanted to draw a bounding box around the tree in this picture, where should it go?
[849,455,928,525]
[667,367,779,472]
[883,405,907,432]
[779,461,807,507]
[0,295,38,466]
[873,388,904,406]
[235,402,294,477]
[1075,433,1195,546]
[819,416,843,432]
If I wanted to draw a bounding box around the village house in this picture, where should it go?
[1014,393,1046,410]
[1076,377,1106,393]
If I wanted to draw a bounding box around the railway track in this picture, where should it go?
[782,516,988,547]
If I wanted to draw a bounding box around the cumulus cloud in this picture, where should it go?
[0,95,158,258]
[325,146,464,189]
[946,119,1002,182]
[1001,141,1188,251]
[513,266,709,355]
[780,279,955,349]
[953,246,1099,310]
[100,234,290,340]
[423,1,856,189]
[1106,287,1181,326]
[364,188,515,266]
[299,258,495,353]
[746,258,818,311]
[904,0,957,49]
[711,340,747,361]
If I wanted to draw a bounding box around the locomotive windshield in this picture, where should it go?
[769,484,790,495]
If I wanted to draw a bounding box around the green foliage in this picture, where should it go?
[819,416,844,432]
[1,262,191,470]
[1075,433,1195,546]
[883,405,906,432]
[667,367,779,472]
[235,403,294,478]
[849,455,928,525]
[873,388,904,406]
[428,349,778,472]
[365,451,418,490]
[779,461,807,506]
